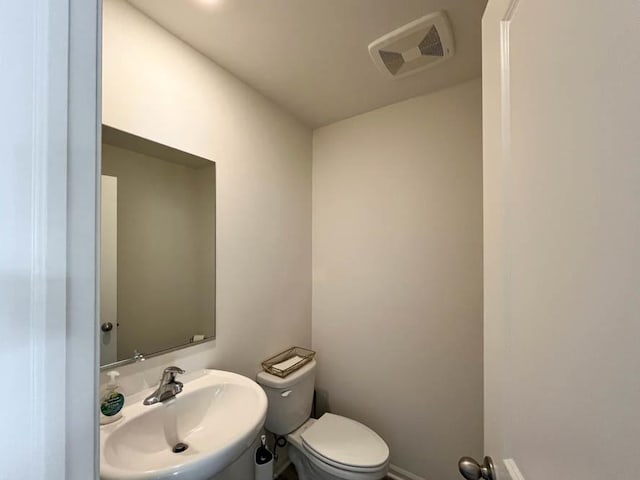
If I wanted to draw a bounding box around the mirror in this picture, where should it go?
[100,126,216,368]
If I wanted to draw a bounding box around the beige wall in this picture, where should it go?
[102,0,312,394]
[102,144,215,360]
[312,79,483,480]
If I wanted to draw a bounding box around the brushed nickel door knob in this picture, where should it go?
[101,322,113,332]
[458,456,496,480]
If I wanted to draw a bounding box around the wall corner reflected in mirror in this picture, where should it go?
[100,125,216,369]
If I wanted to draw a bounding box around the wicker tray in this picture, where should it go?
[261,346,316,378]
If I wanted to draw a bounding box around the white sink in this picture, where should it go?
[100,369,267,480]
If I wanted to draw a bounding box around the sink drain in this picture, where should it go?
[172,442,189,453]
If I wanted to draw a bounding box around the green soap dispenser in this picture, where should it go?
[100,370,125,425]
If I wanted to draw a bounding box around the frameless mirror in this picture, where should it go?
[100,126,216,368]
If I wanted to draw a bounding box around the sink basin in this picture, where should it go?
[100,369,267,480]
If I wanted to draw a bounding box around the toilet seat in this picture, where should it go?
[301,414,389,473]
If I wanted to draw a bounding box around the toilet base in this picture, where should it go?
[289,445,343,480]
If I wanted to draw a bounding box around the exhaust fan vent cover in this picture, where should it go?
[368,11,455,79]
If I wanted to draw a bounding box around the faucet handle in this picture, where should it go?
[162,366,185,382]
[164,366,185,374]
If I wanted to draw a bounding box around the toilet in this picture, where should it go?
[256,360,390,480]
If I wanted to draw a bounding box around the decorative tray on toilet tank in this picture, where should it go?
[261,346,316,378]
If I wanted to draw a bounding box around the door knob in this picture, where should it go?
[101,322,114,332]
[458,456,496,480]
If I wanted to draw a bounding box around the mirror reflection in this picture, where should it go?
[100,126,216,367]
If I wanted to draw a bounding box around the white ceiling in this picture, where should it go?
[126,0,487,128]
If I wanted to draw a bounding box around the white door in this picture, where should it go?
[1,1,100,478]
[101,175,118,365]
[469,1,640,479]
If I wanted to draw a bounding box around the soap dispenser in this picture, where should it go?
[100,370,125,425]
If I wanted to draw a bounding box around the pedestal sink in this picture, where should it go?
[100,369,267,480]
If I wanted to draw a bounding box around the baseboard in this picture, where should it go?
[388,463,428,480]
[273,460,425,480]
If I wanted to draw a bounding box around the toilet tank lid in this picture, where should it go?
[256,359,316,388]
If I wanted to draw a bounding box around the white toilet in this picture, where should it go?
[256,360,390,480]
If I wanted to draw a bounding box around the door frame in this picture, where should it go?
[100,175,118,365]
[482,0,520,477]
[67,1,102,477]
[0,0,101,477]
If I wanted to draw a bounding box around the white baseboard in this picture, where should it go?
[388,463,427,480]
[274,461,426,480]
[388,459,524,480]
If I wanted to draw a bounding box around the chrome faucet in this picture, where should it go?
[143,366,185,405]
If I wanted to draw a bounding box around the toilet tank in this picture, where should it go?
[256,359,316,435]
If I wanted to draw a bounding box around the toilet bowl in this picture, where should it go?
[287,415,389,480]
[256,359,390,480]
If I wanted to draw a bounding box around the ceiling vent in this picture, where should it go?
[368,11,455,79]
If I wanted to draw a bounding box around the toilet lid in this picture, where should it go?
[301,414,389,470]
